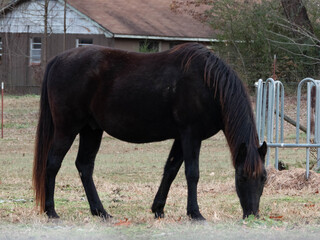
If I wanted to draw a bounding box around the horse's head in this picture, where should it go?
[235,142,267,219]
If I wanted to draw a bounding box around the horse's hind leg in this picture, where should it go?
[151,139,183,218]
[46,132,77,218]
[75,125,111,219]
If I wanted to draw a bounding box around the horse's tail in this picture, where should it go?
[32,57,56,213]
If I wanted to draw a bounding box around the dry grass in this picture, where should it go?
[0,95,320,230]
[266,167,320,191]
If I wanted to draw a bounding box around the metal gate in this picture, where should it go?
[255,78,320,179]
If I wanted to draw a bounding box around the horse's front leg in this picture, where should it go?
[181,128,205,221]
[152,139,183,218]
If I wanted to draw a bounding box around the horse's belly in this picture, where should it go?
[103,117,178,143]
[93,102,178,143]
[91,81,222,143]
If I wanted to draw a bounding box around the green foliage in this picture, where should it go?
[242,214,284,228]
[139,40,158,53]
[194,0,320,90]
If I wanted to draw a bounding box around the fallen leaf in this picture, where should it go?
[114,218,131,226]
[304,203,315,208]
[269,215,283,220]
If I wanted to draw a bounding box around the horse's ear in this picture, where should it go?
[258,141,267,158]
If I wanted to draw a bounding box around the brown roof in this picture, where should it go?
[68,0,216,39]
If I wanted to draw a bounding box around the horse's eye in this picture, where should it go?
[238,176,247,184]
[261,175,267,183]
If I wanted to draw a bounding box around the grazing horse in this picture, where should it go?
[33,43,267,220]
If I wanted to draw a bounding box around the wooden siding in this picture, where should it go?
[0,0,114,93]
[0,0,108,35]
[0,32,208,93]
[0,32,112,93]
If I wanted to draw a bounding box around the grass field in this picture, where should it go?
[0,95,319,238]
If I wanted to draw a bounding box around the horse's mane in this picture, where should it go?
[170,43,262,177]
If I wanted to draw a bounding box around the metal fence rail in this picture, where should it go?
[255,78,320,179]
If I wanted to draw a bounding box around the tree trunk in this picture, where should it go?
[63,0,67,51]
[43,0,48,66]
[281,0,319,75]
[280,0,314,34]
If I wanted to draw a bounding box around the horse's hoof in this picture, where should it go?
[104,214,113,220]
[192,216,206,222]
[91,208,112,220]
[46,210,60,219]
[100,212,113,221]
[154,212,165,219]
[47,213,61,223]
[188,212,206,221]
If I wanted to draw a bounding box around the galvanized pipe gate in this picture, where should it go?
[255,78,320,179]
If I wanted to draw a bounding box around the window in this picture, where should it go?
[139,40,159,53]
[169,41,182,49]
[76,38,93,47]
[30,37,42,64]
[0,37,2,65]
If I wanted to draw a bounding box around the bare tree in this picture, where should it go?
[43,0,48,65]
[281,0,314,34]
[171,0,320,82]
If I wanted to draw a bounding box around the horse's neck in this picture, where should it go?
[222,103,257,160]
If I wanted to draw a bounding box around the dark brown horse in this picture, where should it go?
[33,43,267,220]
